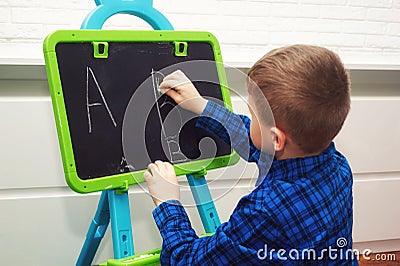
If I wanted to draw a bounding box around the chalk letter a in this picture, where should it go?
[86,66,117,133]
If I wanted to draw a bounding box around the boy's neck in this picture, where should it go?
[275,144,321,160]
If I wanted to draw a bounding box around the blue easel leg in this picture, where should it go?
[108,190,134,259]
[186,174,221,233]
[76,191,110,266]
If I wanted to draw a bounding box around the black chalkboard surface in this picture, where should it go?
[44,30,238,193]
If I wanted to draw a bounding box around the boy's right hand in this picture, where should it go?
[159,70,208,115]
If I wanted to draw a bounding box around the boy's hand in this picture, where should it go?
[143,160,180,207]
[159,70,208,115]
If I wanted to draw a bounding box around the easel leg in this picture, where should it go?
[77,191,110,266]
[76,190,134,265]
[108,190,134,259]
[186,174,221,233]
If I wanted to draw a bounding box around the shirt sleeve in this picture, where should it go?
[196,100,261,163]
[152,199,274,265]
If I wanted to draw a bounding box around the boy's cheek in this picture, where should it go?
[249,120,261,147]
[250,122,266,151]
[250,133,274,153]
[250,123,275,153]
[250,133,262,150]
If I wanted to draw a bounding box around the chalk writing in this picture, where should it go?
[151,69,187,163]
[120,156,135,173]
[86,66,117,133]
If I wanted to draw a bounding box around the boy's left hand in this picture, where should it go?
[143,160,180,207]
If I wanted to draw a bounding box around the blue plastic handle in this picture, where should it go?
[81,0,174,30]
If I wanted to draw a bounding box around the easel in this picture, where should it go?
[76,1,221,265]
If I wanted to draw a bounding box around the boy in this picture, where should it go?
[143,45,355,265]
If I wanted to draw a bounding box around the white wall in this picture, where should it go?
[1,0,400,265]
[0,0,400,66]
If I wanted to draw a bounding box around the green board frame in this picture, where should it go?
[43,30,239,193]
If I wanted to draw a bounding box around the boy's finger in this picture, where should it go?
[143,171,152,181]
[154,160,167,173]
[164,162,173,169]
[147,163,158,174]
[159,79,178,90]
[154,160,164,167]
[164,70,183,81]
[174,70,189,81]
[160,78,189,90]
[163,89,181,102]
[163,70,179,80]
[165,163,176,175]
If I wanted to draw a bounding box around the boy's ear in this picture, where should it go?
[271,127,286,152]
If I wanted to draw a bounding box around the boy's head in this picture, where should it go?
[247,45,350,157]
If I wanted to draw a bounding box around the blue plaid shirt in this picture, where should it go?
[153,101,356,265]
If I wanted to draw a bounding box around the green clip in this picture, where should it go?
[92,42,108,59]
[116,180,129,194]
[174,41,188,57]
[193,168,207,178]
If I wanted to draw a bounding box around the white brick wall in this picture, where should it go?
[0,0,400,66]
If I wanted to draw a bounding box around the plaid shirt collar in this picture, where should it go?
[261,142,336,184]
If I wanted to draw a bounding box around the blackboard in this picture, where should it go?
[44,30,238,193]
